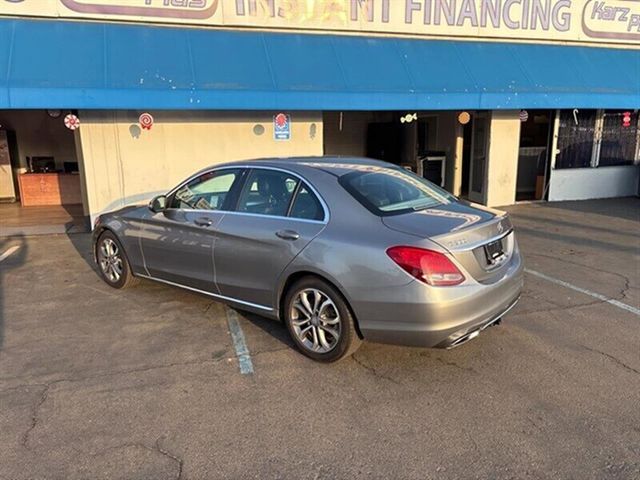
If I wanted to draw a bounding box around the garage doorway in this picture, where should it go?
[0,110,87,235]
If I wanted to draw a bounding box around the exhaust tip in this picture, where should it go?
[448,328,481,349]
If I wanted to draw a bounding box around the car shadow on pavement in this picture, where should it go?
[66,232,101,275]
[232,308,297,350]
[0,234,28,352]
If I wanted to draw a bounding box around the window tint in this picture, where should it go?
[170,169,240,210]
[290,184,324,221]
[339,166,454,216]
[237,169,299,217]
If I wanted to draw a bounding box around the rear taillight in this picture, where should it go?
[386,246,465,286]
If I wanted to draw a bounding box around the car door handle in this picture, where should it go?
[275,229,300,241]
[194,217,213,227]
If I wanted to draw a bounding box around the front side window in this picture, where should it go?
[237,169,299,217]
[339,166,454,216]
[170,169,241,210]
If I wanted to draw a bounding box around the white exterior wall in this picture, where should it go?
[77,110,323,223]
[548,165,640,201]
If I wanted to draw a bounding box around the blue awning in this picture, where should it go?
[0,18,638,110]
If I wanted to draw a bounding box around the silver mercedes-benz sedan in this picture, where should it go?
[93,157,523,362]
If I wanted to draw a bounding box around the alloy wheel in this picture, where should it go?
[290,288,341,353]
[98,237,124,283]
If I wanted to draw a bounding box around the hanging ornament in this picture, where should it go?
[64,114,80,130]
[139,112,154,130]
[400,113,418,124]
[458,111,471,125]
[519,110,529,122]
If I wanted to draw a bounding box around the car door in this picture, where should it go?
[141,168,244,292]
[214,167,327,309]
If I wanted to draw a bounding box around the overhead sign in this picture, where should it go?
[1,0,639,47]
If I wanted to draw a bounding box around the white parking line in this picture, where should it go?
[0,245,20,263]
[525,269,640,317]
[225,308,254,375]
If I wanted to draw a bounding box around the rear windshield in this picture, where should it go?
[339,166,455,216]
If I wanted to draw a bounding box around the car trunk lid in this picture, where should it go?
[382,202,514,284]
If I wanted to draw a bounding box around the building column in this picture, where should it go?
[451,121,464,196]
[485,110,521,207]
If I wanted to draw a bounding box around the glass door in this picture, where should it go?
[469,112,490,203]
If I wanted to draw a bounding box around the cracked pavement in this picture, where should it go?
[1,198,639,479]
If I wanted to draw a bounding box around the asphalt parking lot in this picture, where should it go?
[1,198,639,480]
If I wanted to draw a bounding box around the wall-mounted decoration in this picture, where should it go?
[139,112,154,130]
[274,113,291,141]
[47,109,61,119]
[458,111,471,125]
[64,114,80,130]
[519,110,529,123]
[400,113,417,124]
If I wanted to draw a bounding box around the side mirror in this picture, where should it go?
[149,195,167,213]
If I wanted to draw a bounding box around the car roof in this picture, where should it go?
[217,156,394,176]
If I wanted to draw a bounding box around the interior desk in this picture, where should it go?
[18,173,83,207]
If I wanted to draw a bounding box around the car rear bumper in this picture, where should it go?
[355,250,524,348]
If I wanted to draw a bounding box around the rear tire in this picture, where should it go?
[284,276,361,362]
[95,230,139,289]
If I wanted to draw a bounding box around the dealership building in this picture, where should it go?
[0,0,639,231]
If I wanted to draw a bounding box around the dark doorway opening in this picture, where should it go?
[460,121,473,198]
[516,110,554,201]
[366,121,402,164]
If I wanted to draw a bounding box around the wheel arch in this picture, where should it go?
[278,270,364,339]
[92,225,115,262]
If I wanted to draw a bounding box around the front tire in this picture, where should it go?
[284,277,361,362]
[95,230,138,289]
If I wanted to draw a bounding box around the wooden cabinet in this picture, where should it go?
[18,173,82,207]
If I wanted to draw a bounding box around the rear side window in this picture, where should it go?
[339,167,454,216]
[289,184,324,221]
[237,169,299,217]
